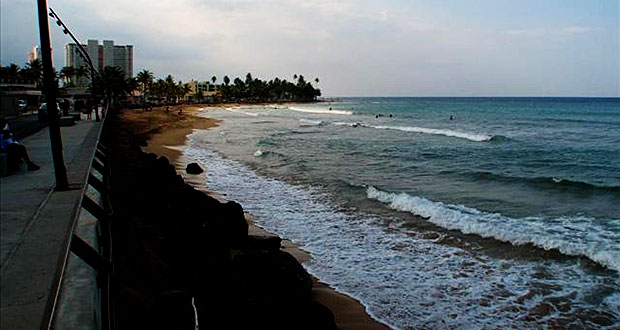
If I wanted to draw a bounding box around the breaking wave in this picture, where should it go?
[224,107,260,117]
[366,186,620,271]
[368,125,493,142]
[288,106,353,115]
[299,119,326,126]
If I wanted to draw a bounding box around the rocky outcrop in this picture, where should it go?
[185,162,203,174]
[104,115,336,330]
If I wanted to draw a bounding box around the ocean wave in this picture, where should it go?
[459,171,620,195]
[299,119,326,126]
[330,122,500,142]
[185,142,620,328]
[224,107,260,117]
[366,186,620,271]
[333,121,363,127]
[288,106,353,115]
[488,135,510,142]
[367,125,493,142]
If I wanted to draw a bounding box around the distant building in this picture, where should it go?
[188,80,211,95]
[64,39,133,87]
[27,45,41,62]
[187,80,218,102]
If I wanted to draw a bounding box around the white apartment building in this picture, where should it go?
[65,39,133,86]
[27,45,41,62]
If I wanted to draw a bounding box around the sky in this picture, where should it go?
[1,0,618,97]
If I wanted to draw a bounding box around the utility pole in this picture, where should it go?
[36,0,69,190]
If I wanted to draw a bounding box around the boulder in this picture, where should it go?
[245,235,282,250]
[207,201,248,247]
[232,249,313,302]
[186,162,204,174]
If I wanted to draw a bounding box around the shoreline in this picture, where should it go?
[134,104,392,330]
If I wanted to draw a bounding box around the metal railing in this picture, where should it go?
[46,116,115,330]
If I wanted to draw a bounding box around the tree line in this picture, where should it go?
[136,70,322,104]
[1,60,322,110]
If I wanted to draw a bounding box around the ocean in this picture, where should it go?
[184,97,619,329]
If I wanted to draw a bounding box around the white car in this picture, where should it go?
[18,100,27,112]
[38,103,60,122]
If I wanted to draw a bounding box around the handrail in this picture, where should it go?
[45,113,114,330]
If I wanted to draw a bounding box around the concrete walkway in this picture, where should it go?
[1,120,102,329]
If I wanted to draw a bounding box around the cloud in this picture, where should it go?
[502,26,595,37]
[2,0,618,96]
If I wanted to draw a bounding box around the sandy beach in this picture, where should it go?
[126,104,391,330]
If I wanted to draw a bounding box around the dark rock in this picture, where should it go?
[105,113,341,330]
[245,235,282,250]
[154,291,196,329]
[232,249,313,302]
[208,201,248,247]
[422,231,440,240]
[186,162,204,174]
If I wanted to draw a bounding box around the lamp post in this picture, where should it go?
[49,7,100,122]
[36,0,69,190]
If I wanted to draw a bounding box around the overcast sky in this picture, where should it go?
[1,0,618,96]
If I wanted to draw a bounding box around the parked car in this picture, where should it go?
[38,103,61,122]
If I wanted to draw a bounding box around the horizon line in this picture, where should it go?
[322,95,620,99]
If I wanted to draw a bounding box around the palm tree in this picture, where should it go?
[136,69,154,108]
[74,66,90,86]
[23,59,44,89]
[92,66,132,112]
[59,66,76,86]
[211,75,217,84]
[164,75,176,103]
[223,75,230,85]
[0,64,21,79]
[181,83,192,103]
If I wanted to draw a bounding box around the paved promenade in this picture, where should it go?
[1,120,102,329]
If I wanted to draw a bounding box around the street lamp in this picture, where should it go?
[49,7,101,122]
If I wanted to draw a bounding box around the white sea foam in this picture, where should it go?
[299,119,325,126]
[333,122,364,127]
[369,125,492,142]
[224,107,260,117]
[366,186,620,272]
[288,106,353,115]
[330,122,492,141]
[183,141,620,329]
[253,149,263,157]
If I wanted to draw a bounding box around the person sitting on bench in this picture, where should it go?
[0,118,40,172]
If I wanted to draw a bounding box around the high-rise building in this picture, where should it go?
[27,45,41,62]
[64,39,133,86]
